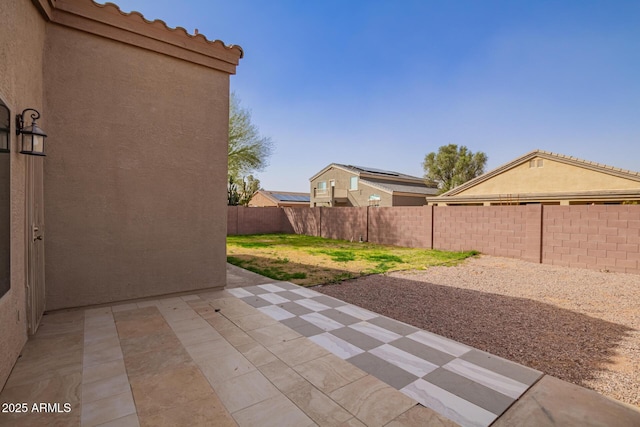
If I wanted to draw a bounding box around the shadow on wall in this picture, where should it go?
[316,275,633,387]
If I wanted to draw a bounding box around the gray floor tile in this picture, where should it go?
[310,295,345,308]
[241,285,270,295]
[280,317,324,337]
[280,316,312,330]
[241,297,272,308]
[389,337,456,367]
[368,316,419,336]
[293,323,325,337]
[346,352,418,389]
[277,301,313,316]
[459,349,542,386]
[275,290,306,301]
[318,309,361,326]
[272,282,300,291]
[331,327,384,351]
[423,368,514,415]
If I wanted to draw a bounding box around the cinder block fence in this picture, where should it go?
[227,205,640,275]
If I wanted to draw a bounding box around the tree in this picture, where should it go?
[423,144,487,194]
[228,175,261,206]
[228,93,273,182]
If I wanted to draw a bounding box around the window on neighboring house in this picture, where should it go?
[368,194,381,206]
[350,176,358,190]
[317,181,327,195]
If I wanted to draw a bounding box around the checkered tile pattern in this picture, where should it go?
[228,282,542,427]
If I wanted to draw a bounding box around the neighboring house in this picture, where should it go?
[428,150,640,206]
[1,0,241,389]
[310,164,438,207]
[249,190,310,208]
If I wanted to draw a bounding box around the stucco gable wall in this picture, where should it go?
[43,24,231,309]
[351,181,392,206]
[249,192,278,207]
[457,157,640,196]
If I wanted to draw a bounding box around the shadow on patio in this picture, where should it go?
[317,274,634,389]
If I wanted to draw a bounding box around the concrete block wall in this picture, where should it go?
[433,206,529,258]
[227,205,640,275]
[228,206,292,235]
[543,205,640,274]
[283,207,320,236]
[368,206,432,248]
[320,207,368,241]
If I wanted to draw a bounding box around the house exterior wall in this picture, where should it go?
[0,0,47,390]
[310,166,431,207]
[43,24,232,309]
[457,157,640,196]
[248,192,278,207]
[247,192,308,208]
[392,194,428,206]
[357,181,393,206]
[311,167,359,206]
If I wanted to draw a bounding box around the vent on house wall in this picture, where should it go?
[529,159,544,168]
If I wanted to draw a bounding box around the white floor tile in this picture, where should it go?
[308,333,365,359]
[401,379,496,427]
[443,359,528,399]
[407,330,471,357]
[349,322,401,343]
[370,344,438,377]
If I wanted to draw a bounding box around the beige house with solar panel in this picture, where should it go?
[248,190,310,208]
[310,164,438,207]
[428,150,640,206]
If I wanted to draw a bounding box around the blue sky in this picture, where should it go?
[113,0,639,192]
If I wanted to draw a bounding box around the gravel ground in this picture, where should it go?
[315,255,640,407]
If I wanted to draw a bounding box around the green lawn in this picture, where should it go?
[227,234,478,286]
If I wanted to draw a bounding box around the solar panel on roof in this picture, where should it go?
[272,193,310,202]
[352,165,399,176]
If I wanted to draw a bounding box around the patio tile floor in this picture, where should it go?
[3,266,636,426]
[228,282,543,427]
[1,287,454,427]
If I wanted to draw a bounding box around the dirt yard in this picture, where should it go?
[316,255,640,408]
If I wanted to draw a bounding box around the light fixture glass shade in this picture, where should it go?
[19,123,47,156]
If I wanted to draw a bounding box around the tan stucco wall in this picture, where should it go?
[392,194,428,206]
[458,157,640,196]
[0,0,46,389]
[311,167,395,207]
[249,192,278,207]
[43,25,230,309]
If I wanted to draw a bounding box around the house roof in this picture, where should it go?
[258,190,310,204]
[90,1,244,57]
[310,163,429,183]
[438,149,640,197]
[360,179,439,196]
[44,0,243,74]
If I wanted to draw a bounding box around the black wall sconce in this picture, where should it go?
[0,103,9,153]
[16,108,47,156]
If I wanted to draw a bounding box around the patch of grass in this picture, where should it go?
[227,256,307,281]
[233,241,271,248]
[227,234,479,286]
[315,249,356,262]
[361,253,404,263]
